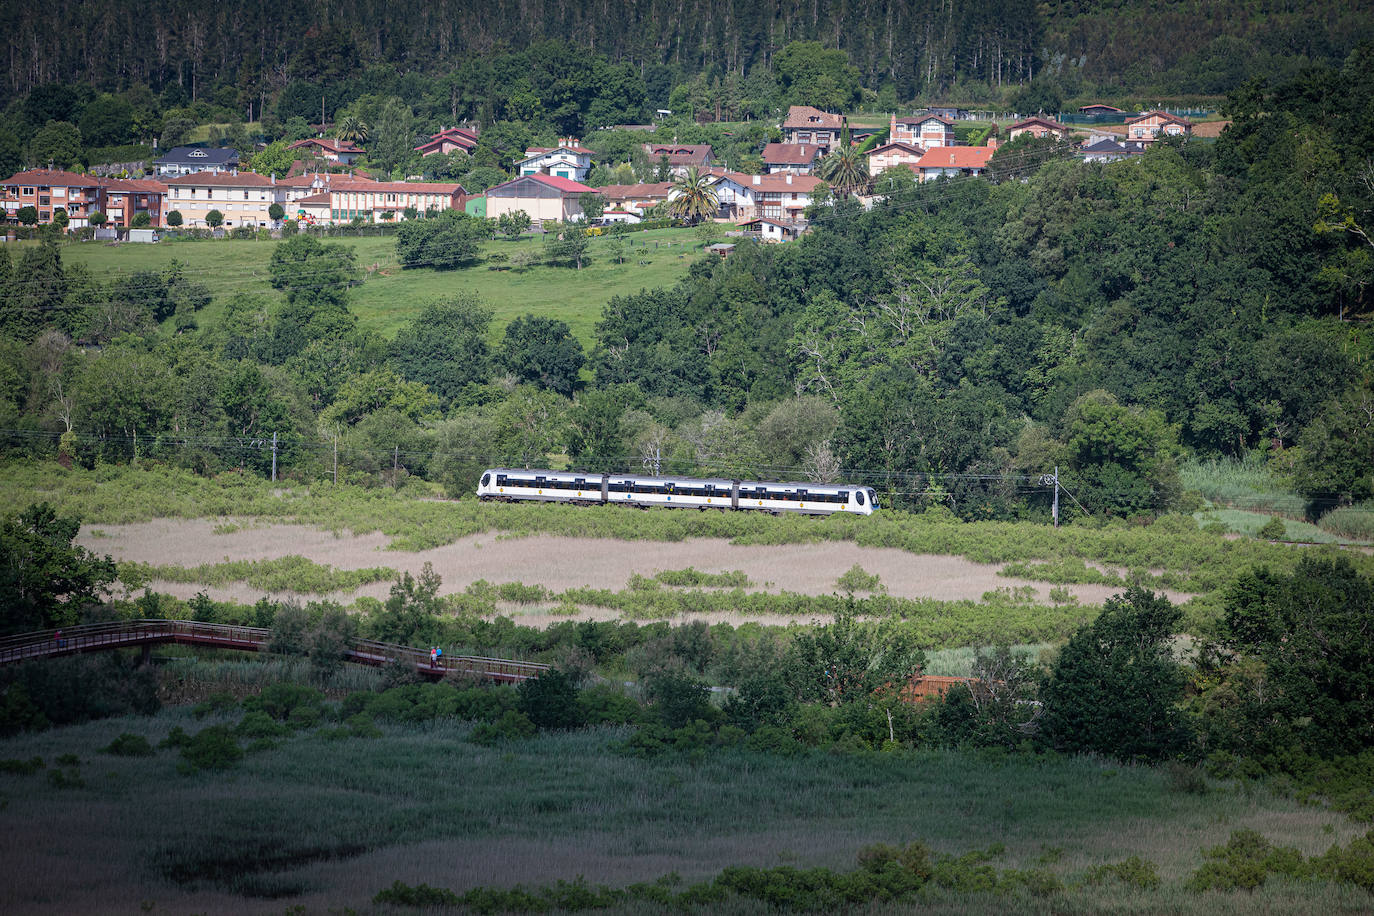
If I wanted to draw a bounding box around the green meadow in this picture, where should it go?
[1,707,1368,914]
[57,227,704,344]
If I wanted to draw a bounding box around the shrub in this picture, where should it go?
[374,881,460,906]
[101,733,155,757]
[1258,516,1287,539]
[1185,829,1308,892]
[1078,857,1160,890]
[517,669,586,730]
[469,710,536,745]
[837,564,884,592]
[179,725,244,771]
[577,683,641,725]
[234,711,290,739]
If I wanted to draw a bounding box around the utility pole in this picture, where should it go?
[1052,465,1060,529]
[332,425,339,485]
[270,431,278,482]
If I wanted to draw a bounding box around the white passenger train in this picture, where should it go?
[476,468,879,516]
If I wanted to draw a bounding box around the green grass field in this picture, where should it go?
[1,707,1367,914]
[57,227,703,344]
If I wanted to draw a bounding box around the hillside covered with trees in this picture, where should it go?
[1,50,1371,523]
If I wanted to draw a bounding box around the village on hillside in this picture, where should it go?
[1,104,1202,245]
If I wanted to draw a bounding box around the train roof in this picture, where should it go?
[483,468,869,491]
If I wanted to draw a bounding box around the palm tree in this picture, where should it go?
[667,165,720,225]
[336,114,369,144]
[816,130,869,197]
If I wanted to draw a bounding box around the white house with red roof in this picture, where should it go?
[415,127,479,158]
[164,171,281,227]
[867,141,926,176]
[1125,111,1193,143]
[913,146,995,181]
[738,216,808,243]
[287,137,364,164]
[486,173,596,225]
[516,138,595,183]
[706,171,822,222]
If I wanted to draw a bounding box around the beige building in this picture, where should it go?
[485,173,595,225]
[165,172,281,228]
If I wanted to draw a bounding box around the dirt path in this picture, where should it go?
[80,519,1189,624]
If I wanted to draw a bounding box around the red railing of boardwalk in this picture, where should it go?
[0,620,549,683]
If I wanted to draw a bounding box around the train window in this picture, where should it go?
[839,491,849,503]
[496,475,507,485]
[797,489,808,501]
[856,491,866,506]
[481,473,490,487]
[575,478,586,489]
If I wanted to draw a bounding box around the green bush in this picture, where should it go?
[179,725,244,771]
[101,733,155,757]
[469,710,536,745]
[837,564,884,592]
[374,880,461,906]
[517,670,585,730]
[234,710,290,739]
[1258,516,1287,539]
[1078,857,1160,890]
[577,683,641,725]
[1185,829,1308,892]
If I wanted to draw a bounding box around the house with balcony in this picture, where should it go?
[738,216,808,243]
[892,113,956,150]
[164,171,282,228]
[866,141,925,176]
[598,182,674,217]
[642,144,713,177]
[1125,111,1193,143]
[101,178,168,227]
[913,146,995,181]
[1,169,105,227]
[515,138,595,183]
[781,106,846,153]
[155,146,240,177]
[287,137,364,164]
[1008,116,1070,141]
[415,126,480,157]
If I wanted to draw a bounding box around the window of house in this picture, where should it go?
[21,187,34,195]
[243,191,249,199]
[52,187,65,197]
[38,196,49,206]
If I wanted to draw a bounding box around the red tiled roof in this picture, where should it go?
[598,182,673,200]
[489,173,595,196]
[101,179,168,193]
[1126,110,1193,127]
[288,138,364,154]
[867,141,925,156]
[717,172,824,193]
[898,113,955,127]
[295,193,332,205]
[165,172,275,187]
[2,169,101,187]
[1009,117,1067,131]
[782,106,844,130]
[916,147,995,169]
[761,143,821,165]
[332,181,465,195]
[643,144,713,164]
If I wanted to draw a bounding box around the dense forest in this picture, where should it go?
[3,0,1371,106]
[1,50,1371,521]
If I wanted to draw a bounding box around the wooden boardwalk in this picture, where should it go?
[0,620,549,683]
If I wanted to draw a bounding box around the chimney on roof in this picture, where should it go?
[752,174,760,185]
[786,173,792,185]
